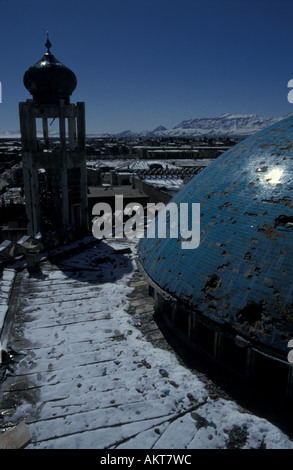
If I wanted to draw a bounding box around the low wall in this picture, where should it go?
[133,177,172,204]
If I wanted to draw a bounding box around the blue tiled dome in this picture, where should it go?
[138,115,293,355]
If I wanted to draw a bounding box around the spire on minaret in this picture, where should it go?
[45,31,52,53]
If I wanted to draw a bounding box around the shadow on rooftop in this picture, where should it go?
[31,236,135,285]
[154,313,293,441]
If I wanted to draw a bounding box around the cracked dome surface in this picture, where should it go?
[138,115,293,355]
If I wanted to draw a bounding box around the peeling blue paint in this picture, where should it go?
[138,115,293,354]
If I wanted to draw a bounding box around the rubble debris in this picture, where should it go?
[0,421,31,449]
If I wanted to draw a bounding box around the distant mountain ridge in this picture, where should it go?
[171,113,283,137]
[1,113,292,139]
[96,112,293,138]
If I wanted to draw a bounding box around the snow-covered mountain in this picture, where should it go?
[0,130,21,139]
[1,113,292,139]
[166,113,287,138]
[113,113,291,138]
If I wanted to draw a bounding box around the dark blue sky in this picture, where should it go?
[1,0,293,134]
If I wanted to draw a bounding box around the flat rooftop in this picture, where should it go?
[88,185,148,199]
[0,236,292,448]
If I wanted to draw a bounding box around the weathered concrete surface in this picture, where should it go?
[0,237,292,449]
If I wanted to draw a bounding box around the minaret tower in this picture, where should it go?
[19,34,88,236]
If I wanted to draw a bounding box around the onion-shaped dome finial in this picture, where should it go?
[23,34,77,105]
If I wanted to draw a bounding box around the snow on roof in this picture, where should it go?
[142,177,185,191]
[0,237,292,448]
